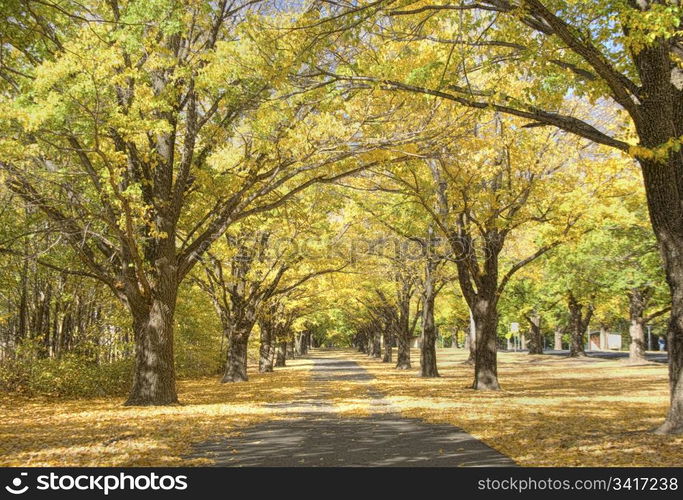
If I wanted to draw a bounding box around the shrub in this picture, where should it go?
[0,355,132,398]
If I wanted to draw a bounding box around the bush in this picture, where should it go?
[0,355,132,398]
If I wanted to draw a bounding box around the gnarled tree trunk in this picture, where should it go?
[125,291,179,405]
[223,325,251,382]
[649,200,683,434]
[472,296,500,390]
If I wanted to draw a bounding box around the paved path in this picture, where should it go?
[188,351,514,467]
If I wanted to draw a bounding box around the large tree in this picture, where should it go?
[0,0,400,404]
[362,110,593,389]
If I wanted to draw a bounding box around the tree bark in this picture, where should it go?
[296,332,309,356]
[525,314,544,355]
[223,327,250,382]
[627,288,650,363]
[275,341,286,367]
[304,331,311,353]
[125,292,179,405]
[382,327,393,363]
[356,331,368,353]
[554,327,563,350]
[567,292,591,357]
[395,296,412,369]
[464,309,476,364]
[371,329,381,358]
[630,67,683,430]
[646,191,683,434]
[420,262,439,377]
[472,297,500,390]
[640,186,683,434]
[259,325,274,373]
[394,330,411,368]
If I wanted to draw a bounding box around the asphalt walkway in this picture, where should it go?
[189,351,515,467]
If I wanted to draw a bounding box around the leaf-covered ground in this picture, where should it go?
[351,349,681,466]
[0,358,314,466]
[1,349,680,466]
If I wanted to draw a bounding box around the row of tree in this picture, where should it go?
[1,0,682,435]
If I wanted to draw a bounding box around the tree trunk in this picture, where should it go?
[259,326,273,373]
[395,300,411,369]
[125,293,179,406]
[382,327,393,363]
[526,314,543,355]
[275,341,286,367]
[286,341,295,359]
[629,318,647,363]
[554,327,563,350]
[568,327,587,357]
[356,332,368,353]
[371,329,381,358]
[296,332,309,356]
[463,308,476,364]
[472,297,500,390]
[223,328,250,382]
[650,216,683,434]
[632,99,683,431]
[420,287,439,377]
[304,331,311,353]
[395,326,411,369]
[295,333,302,355]
[628,289,648,363]
[567,292,590,358]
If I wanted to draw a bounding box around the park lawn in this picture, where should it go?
[352,348,682,467]
[0,357,314,467]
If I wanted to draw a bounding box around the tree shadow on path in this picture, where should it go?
[188,350,515,467]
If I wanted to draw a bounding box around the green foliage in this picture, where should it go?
[0,353,132,398]
[174,285,223,378]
